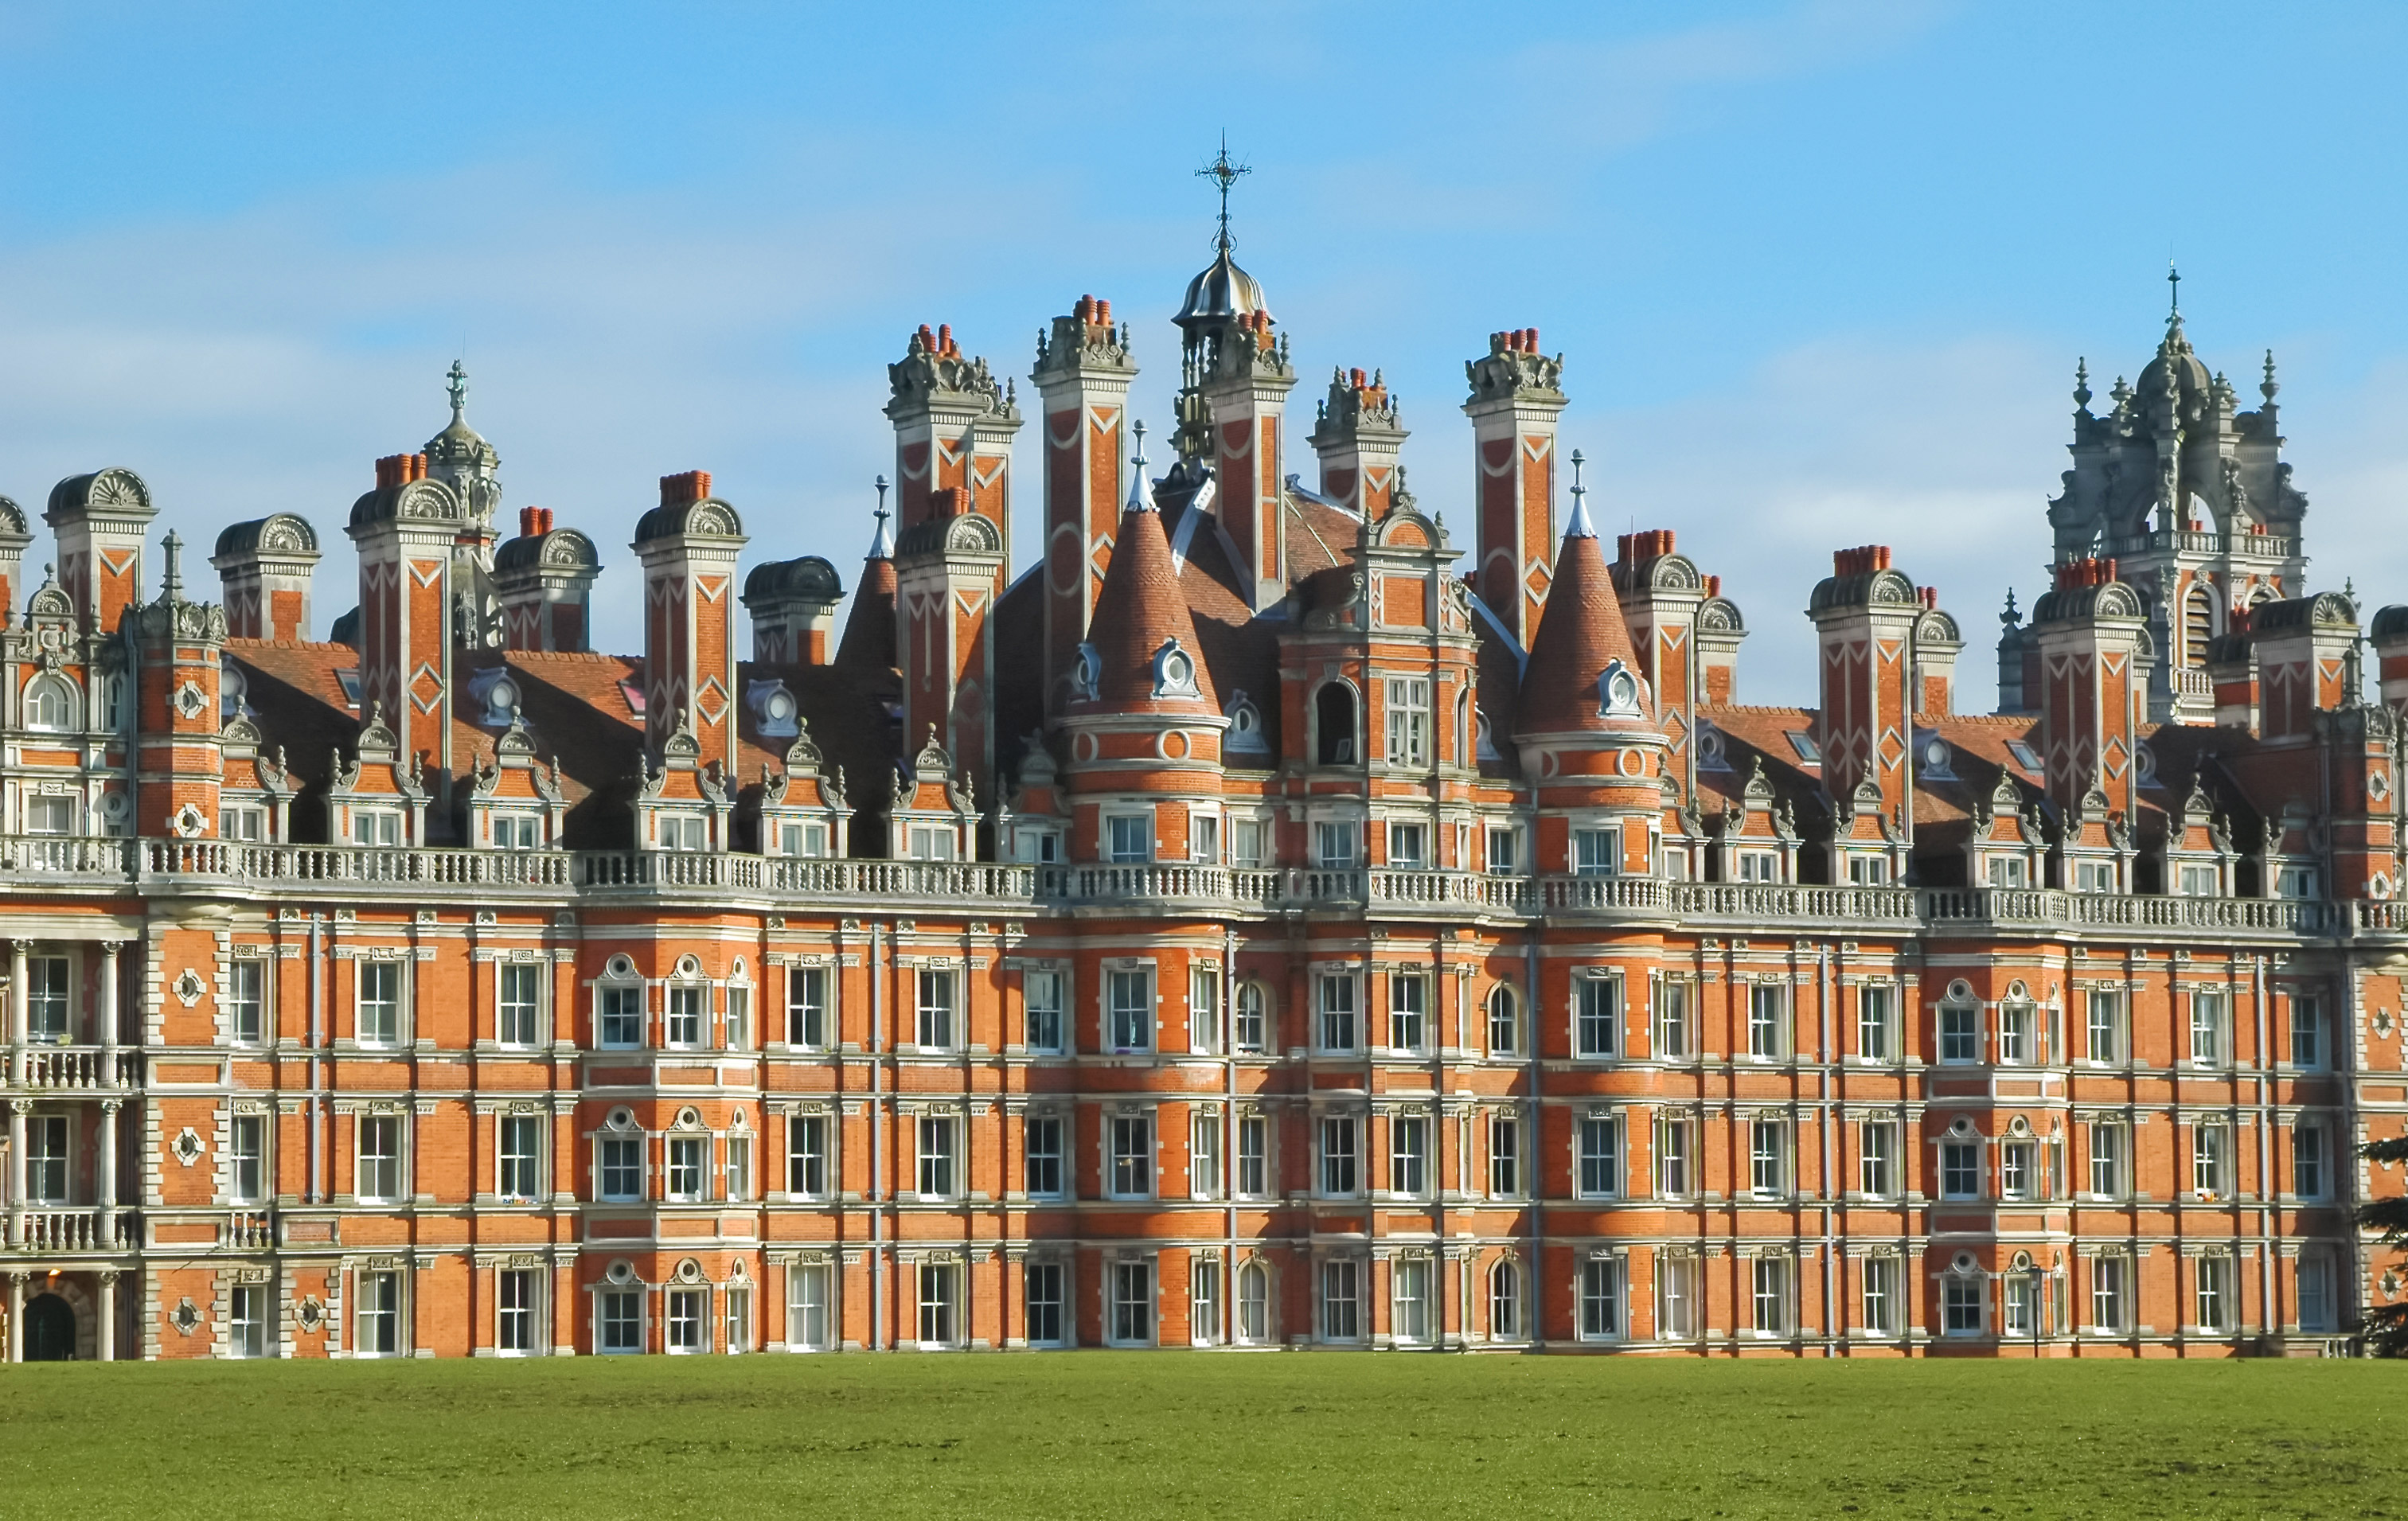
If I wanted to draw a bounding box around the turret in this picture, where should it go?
[1807,545,1920,829]
[1309,367,1407,520]
[1462,328,1567,649]
[886,324,1022,566]
[1029,294,1136,717]
[132,532,230,838]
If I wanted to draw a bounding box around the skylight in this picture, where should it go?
[1784,731,1821,764]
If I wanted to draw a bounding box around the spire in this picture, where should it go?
[1077,424,1216,716]
[1517,466,1653,736]
[1125,421,1156,513]
[835,477,899,681]
[866,474,894,560]
[1563,448,1597,539]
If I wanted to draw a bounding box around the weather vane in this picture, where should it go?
[1197,134,1251,252]
[2167,261,2181,321]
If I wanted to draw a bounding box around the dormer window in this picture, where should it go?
[1914,731,1953,781]
[466,668,522,728]
[1987,856,2028,888]
[777,820,831,859]
[492,813,542,851]
[1784,731,1821,764]
[1696,722,1730,772]
[747,680,799,739]
[1071,643,1101,702]
[1151,638,1199,699]
[1224,693,1270,757]
[1597,660,1641,719]
[657,813,707,852]
[907,825,957,862]
[352,809,403,848]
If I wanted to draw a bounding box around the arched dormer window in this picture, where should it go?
[1314,681,1358,767]
[1071,643,1101,702]
[1224,692,1270,758]
[1151,638,1199,699]
[24,674,76,732]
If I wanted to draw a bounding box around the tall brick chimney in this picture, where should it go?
[631,470,746,771]
[45,467,158,633]
[740,554,844,665]
[1809,545,1919,825]
[2030,556,2152,819]
[1309,367,1407,520]
[345,451,462,796]
[211,513,321,642]
[1029,294,1136,719]
[886,324,1023,567]
[493,505,601,653]
[1462,329,1567,649]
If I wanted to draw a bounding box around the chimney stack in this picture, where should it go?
[211,513,321,641]
[493,505,601,653]
[1462,328,1567,647]
[1809,544,1919,824]
[1030,294,1137,719]
[740,555,845,666]
[345,452,463,800]
[1309,366,1408,520]
[45,468,158,632]
[631,470,746,769]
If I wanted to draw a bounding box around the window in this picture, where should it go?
[2293,1123,2326,1199]
[1486,825,1520,876]
[1487,984,1520,1056]
[1736,849,1780,883]
[498,1270,537,1354]
[2195,991,2225,1063]
[1108,968,1153,1053]
[1576,977,1620,1059]
[2177,861,2218,897]
[1190,814,1220,864]
[1997,1003,2032,1065]
[600,1133,642,1202]
[2191,1124,2226,1196]
[2004,1273,2038,1339]
[1573,826,1621,877]
[226,960,265,1045]
[498,964,542,1047]
[1987,856,2028,888]
[917,1263,960,1346]
[2085,989,2125,1064]
[2074,858,2115,893]
[2088,1124,2124,1199]
[781,819,832,859]
[25,795,75,837]
[1384,677,1430,767]
[1372,821,1423,872]
[788,1262,833,1350]
[1941,1138,1981,1199]
[1189,965,1221,1054]
[1862,1256,1896,1336]
[723,1286,751,1353]
[1317,973,1357,1052]
[25,1115,66,1203]
[1318,1114,1359,1196]
[1231,817,1266,868]
[1391,1258,1430,1344]
[1489,1112,1521,1197]
[24,676,72,731]
[1750,1258,1789,1336]
[1574,1258,1622,1340]
[1319,1259,1360,1341]
[1387,973,1426,1052]
[658,812,707,852]
[492,813,541,850]
[1237,1262,1270,1343]
[357,1272,400,1355]
[1191,1111,1223,1200]
[1939,1003,1979,1063]
[907,825,956,862]
[599,985,643,1049]
[1943,1274,1984,1336]
[1859,1121,1894,1198]
[230,1113,266,1203]
[1748,1119,1786,1196]
[356,961,401,1047]
[2195,1255,2229,1332]
[1657,1117,1695,1198]
[1746,984,1785,1059]
[1314,682,1359,766]
[916,1116,956,1199]
[2277,864,2320,900]
[1856,983,1892,1062]
[352,809,402,848]
[724,1135,751,1202]
[786,966,830,1049]
[1106,813,1152,864]
[2288,996,2323,1068]
[1024,1262,1065,1347]
[1313,821,1358,868]
[724,985,749,1051]
[499,1115,543,1201]
[25,956,68,1041]
[1578,1114,1620,1199]
[1110,1113,1154,1198]
[230,1284,267,1359]
[2090,1256,2126,1333]
[1110,1261,1153,1345]
[1024,969,1063,1054]
[667,1135,708,1201]
[915,968,955,1051]
[1389,1114,1427,1197]
[788,1114,829,1199]
[2298,1257,2332,1334]
[599,1289,642,1353]
[357,1114,404,1203]
[2000,1140,2036,1200]
[1012,1113,1063,1198]
[1237,1113,1268,1198]
[1235,982,1267,1055]
[1655,979,1690,1059]
[1489,1261,1524,1341]
[665,984,705,1047]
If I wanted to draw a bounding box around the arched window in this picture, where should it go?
[1489,1259,1523,1340]
[1453,686,1471,766]
[1314,681,1358,767]
[1235,1262,1270,1344]
[24,675,74,732]
[1487,983,1521,1056]
[1235,981,1270,1054]
[2183,585,2214,670]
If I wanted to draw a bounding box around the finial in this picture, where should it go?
[2000,587,2020,629]
[447,359,468,421]
[1563,447,1596,539]
[1126,421,1157,513]
[160,529,183,600]
[1196,133,1251,254]
[2261,349,2279,404]
[868,475,893,560]
[2073,358,2091,411]
[2167,261,2182,323]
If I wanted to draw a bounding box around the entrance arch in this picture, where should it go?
[25,1293,75,1361]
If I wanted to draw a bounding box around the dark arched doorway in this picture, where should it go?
[25,1293,74,1361]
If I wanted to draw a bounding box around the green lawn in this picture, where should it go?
[0,1355,2395,1519]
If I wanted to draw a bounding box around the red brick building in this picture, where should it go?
[0,240,2397,1362]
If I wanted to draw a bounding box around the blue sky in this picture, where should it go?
[2,1,2401,704]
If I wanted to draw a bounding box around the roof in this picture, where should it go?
[1517,522,1652,736]
[1074,499,1218,717]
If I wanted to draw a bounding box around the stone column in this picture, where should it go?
[5,1271,21,1362]
[6,1099,25,1245]
[98,942,121,1056]
[97,1098,119,1215]
[96,1270,116,1361]
[10,940,27,1086]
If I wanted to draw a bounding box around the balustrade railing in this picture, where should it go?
[11,1207,133,1252]
[226,1211,273,1250]
[18,1045,137,1090]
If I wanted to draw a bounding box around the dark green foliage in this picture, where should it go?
[2361,1135,2408,1356]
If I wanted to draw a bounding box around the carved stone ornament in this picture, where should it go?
[173,969,208,1007]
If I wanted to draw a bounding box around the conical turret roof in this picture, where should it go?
[1075,457,1217,717]
[1517,506,1655,736]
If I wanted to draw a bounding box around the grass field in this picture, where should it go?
[0,1355,2395,1519]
